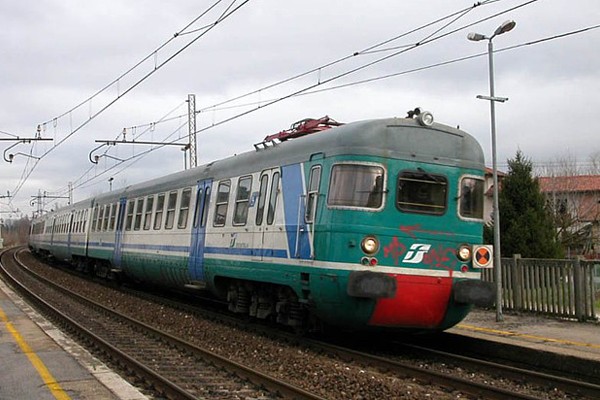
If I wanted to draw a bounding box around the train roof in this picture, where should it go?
[47,116,485,214]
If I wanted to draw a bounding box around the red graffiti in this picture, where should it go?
[383,236,458,272]
[399,224,456,239]
[422,245,456,272]
[383,236,406,265]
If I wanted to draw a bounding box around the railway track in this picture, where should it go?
[0,247,324,400]
[5,247,600,399]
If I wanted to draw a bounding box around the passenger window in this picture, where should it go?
[134,198,144,230]
[328,164,384,209]
[154,193,165,230]
[126,201,135,230]
[143,196,154,230]
[255,174,269,226]
[102,205,110,231]
[267,172,280,225]
[305,166,321,223]
[459,177,484,219]
[109,204,117,231]
[233,176,252,225]
[397,171,447,215]
[213,180,231,227]
[91,205,99,231]
[165,190,178,230]
[178,188,192,229]
[98,208,103,232]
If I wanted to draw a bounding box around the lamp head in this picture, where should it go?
[494,20,516,37]
[467,32,486,41]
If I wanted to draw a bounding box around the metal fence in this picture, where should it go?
[481,255,599,321]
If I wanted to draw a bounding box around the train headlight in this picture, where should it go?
[457,245,472,262]
[361,236,379,255]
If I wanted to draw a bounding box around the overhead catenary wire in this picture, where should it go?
[40,19,599,209]
[9,0,252,201]
[42,0,546,204]
[30,0,506,206]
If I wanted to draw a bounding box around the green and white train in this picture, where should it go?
[29,111,494,332]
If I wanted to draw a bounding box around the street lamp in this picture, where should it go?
[468,20,516,322]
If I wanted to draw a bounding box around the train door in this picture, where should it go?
[188,179,212,284]
[113,197,127,268]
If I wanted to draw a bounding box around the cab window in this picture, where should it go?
[328,164,384,209]
[397,171,447,215]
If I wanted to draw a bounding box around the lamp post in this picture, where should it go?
[468,20,516,322]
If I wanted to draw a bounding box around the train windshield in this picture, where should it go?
[327,164,384,209]
[397,171,447,215]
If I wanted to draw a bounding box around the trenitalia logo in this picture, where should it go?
[402,244,432,264]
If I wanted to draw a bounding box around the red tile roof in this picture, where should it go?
[538,175,600,193]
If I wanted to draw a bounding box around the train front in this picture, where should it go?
[311,114,495,332]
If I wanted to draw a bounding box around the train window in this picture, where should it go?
[178,188,192,229]
[306,166,321,223]
[165,191,178,230]
[213,180,231,227]
[154,193,165,230]
[95,207,102,232]
[328,164,384,209]
[91,205,99,231]
[134,198,144,230]
[109,204,117,231]
[267,172,280,225]
[233,176,252,226]
[143,196,154,230]
[193,188,204,229]
[255,174,269,226]
[126,201,135,231]
[83,209,88,232]
[459,177,484,219]
[201,187,211,227]
[103,205,110,231]
[397,171,447,215]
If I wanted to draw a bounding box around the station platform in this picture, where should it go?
[0,279,147,400]
[449,308,600,363]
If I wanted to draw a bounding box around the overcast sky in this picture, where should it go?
[1,0,599,218]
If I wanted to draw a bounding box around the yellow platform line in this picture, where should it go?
[0,306,71,400]
[457,323,600,350]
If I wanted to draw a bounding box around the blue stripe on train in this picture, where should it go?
[87,242,289,259]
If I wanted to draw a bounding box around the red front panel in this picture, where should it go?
[368,274,452,328]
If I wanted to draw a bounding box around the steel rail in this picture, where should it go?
[3,247,326,400]
[15,247,599,399]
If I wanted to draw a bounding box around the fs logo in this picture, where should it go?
[402,244,432,264]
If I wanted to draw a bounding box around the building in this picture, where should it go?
[539,175,600,259]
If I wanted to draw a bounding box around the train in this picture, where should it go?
[29,110,495,332]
